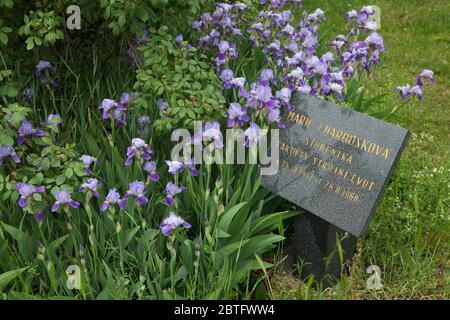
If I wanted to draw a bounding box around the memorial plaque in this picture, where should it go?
[262,93,409,237]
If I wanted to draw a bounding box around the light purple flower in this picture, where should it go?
[410,85,423,101]
[184,159,200,177]
[393,84,411,101]
[100,188,122,212]
[79,155,97,176]
[41,114,62,127]
[157,99,168,111]
[17,118,45,145]
[203,122,224,149]
[143,161,160,181]
[0,145,20,165]
[227,102,250,128]
[16,183,45,208]
[125,138,153,166]
[121,181,148,207]
[220,68,235,89]
[175,34,184,46]
[99,99,118,120]
[165,160,184,175]
[365,32,385,51]
[79,178,102,198]
[160,212,192,236]
[164,182,187,206]
[36,60,57,86]
[51,189,80,212]
[276,88,292,108]
[416,69,435,86]
[244,123,261,147]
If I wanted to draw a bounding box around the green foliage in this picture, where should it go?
[134,26,226,134]
[18,10,64,50]
[0,18,12,45]
[99,0,210,36]
[0,68,18,98]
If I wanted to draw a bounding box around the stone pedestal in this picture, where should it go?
[288,211,357,288]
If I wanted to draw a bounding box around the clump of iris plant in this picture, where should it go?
[394,69,435,102]
[193,1,389,143]
[160,212,192,236]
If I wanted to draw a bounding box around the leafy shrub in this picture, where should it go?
[133,26,226,134]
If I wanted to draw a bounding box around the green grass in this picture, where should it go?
[272,0,450,300]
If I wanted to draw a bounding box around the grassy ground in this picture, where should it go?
[272,0,449,299]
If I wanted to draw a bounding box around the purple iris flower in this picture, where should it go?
[17,118,45,145]
[99,99,118,120]
[51,189,80,212]
[416,69,435,86]
[276,88,292,108]
[15,183,45,208]
[79,178,102,198]
[409,85,423,101]
[365,32,385,51]
[329,83,344,101]
[36,60,57,86]
[121,181,148,207]
[164,182,187,206]
[143,161,160,181]
[227,102,250,128]
[267,108,285,128]
[184,159,200,177]
[203,122,224,149]
[160,212,192,236]
[100,188,122,212]
[35,209,45,222]
[0,145,20,165]
[41,114,62,127]
[244,123,261,147]
[175,34,184,46]
[259,69,276,86]
[165,160,184,175]
[137,116,150,136]
[157,98,168,111]
[79,155,97,176]
[220,68,235,89]
[22,87,34,105]
[393,84,411,101]
[125,138,153,166]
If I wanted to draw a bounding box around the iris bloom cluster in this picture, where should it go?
[192,1,388,140]
[394,70,435,102]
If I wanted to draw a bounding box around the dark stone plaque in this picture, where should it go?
[262,93,409,285]
[262,92,409,237]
